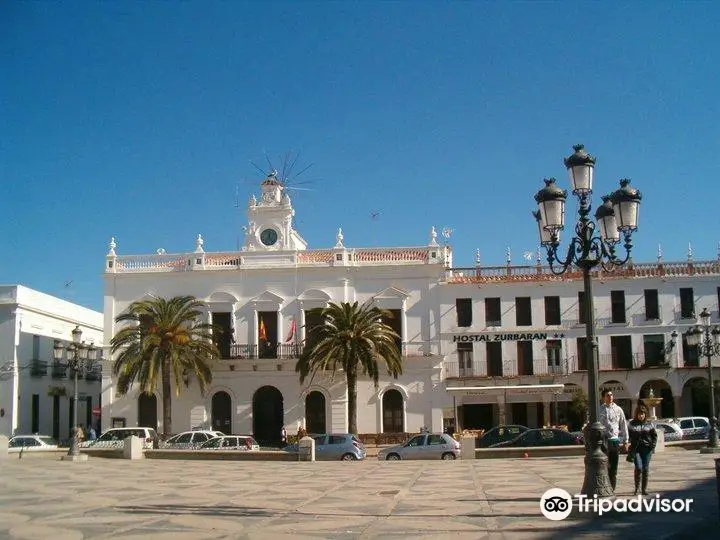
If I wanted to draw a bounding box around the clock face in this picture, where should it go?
[260,228,278,246]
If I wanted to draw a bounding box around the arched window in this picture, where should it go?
[305,391,326,434]
[382,389,404,433]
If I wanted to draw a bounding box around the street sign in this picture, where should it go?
[92,406,101,417]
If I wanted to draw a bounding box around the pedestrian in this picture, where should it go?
[87,425,97,441]
[598,389,629,492]
[627,405,657,495]
[280,426,287,445]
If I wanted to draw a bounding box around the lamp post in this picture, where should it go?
[53,325,97,459]
[533,144,642,497]
[685,307,720,451]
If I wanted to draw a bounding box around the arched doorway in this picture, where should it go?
[211,391,232,434]
[137,393,158,431]
[639,379,674,418]
[382,389,404,433]
[253,386,284,446]
[681,377,718,418]
[305,391,326,434]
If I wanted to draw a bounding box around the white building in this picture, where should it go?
[0,285,104,439]
[102,172,452,442]
[101,172,719,440]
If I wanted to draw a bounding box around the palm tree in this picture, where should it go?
[296,301,403,434]
[110,295,219,436]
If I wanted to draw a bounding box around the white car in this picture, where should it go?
[8,435,59,453]
[162,430,225,449]
[199,435,260,451]
[83,427,160,449]
[655,421,684,442]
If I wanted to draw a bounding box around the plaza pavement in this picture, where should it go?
[0,449,717,540]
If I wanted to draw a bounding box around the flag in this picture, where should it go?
[259,317,267,341]
[285,318,296,343]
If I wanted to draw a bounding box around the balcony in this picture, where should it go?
[29,360,48,377]
[444,359,570,379]
[226,343,302,360]
[51,362,68,379]
[85,363,102,381]
[598,353,642,371]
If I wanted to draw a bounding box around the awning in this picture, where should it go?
[446,384,565,396]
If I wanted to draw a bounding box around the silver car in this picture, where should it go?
[377,433,460,461]
[163,430,225,449]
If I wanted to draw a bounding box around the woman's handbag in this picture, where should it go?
[626,447,636,462]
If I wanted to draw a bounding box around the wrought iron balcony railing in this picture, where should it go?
[29,360,48,377]
[51,362,68,379]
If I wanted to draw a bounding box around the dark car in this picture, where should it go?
[491,428,583,448]
[477,425,529,448]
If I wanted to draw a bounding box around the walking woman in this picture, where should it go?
[628,405,658,495]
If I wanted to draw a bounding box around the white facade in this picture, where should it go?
[102,173,720,439]
[102,173,452,440]
[0,285,104,439]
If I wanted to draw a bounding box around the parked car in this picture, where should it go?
[491,428,583,448]
[199,435,260,451]
[674,417,710,440]
[162,430,225,449]
[377,433,460,461]
[8,435,59,453]
[477,425,529,448]
[654,421,683,442]
[82,427,160,449]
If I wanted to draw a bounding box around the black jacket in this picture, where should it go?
[628,420,658,452]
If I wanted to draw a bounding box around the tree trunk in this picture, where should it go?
[346,364,358,435]
[161,356,172,437]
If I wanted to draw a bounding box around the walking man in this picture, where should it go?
[598,389,629,492]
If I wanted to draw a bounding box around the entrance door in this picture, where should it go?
[511,403,528,427]
[138,393,158,431]
[211,391,232,434]
[305,391,326,434]
[253,386,284,446]
[461,404,494,431]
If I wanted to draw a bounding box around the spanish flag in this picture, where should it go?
[259,317,268,341]
[285,318,296,343]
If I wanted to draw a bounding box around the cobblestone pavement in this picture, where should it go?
[0,450,717,539]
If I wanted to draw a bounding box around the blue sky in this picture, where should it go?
[2,1,719,312]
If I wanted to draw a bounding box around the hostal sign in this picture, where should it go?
[453,332,551,342]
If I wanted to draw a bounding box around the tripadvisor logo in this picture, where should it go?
[540,488,694,520]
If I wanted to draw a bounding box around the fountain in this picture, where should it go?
[641,388,663,420]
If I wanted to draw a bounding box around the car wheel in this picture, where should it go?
[441,452,456,460]
[386,453,401,461]
[341,453,356,461]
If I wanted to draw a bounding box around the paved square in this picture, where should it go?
[0,450,717,539]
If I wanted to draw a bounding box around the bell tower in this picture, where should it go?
[243,170,308,251]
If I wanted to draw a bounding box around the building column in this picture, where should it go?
[497,395,506,425]
[674,395,683,417]
[299,307,306,343]
[401,301,407,344]
[542,397,552,428]
[252,309,258,348]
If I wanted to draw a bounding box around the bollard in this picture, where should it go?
[298,436,315,462]
[460,434,475,460]
[0,435,8,460]
[123,435,144,459]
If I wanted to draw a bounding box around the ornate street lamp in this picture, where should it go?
[684,308,720,451]
[53,325,98,460]
[533,144,642,497]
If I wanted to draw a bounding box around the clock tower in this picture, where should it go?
[243,170,308,251]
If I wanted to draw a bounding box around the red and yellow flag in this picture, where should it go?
[259,317,267,341]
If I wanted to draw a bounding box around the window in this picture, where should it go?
[578,291,587,324]
[516,297,532,326]
[485,298,501,326]
[611,291,626,323]
[380,309,403,354]
[576,337,588,370]
[517,341,534,375]
[680,288,695,319]
[546,340,562,374]
[175,433,193,443]
[405,435,424,447]
[457,343,473,373]
[682,335,700,367]
[486,341,503,376]
[544,296,561,325]
[643,334,665,367]
[31,394,39,433]
[192,433,210,443]
[456,298,472,327]
[610,335,634,369]
[211,312,233,359]
[329,435,346,445]
[257,311,278,359]
[427,434,444,445]
[32,335,40,360]
[644,289,660,320]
